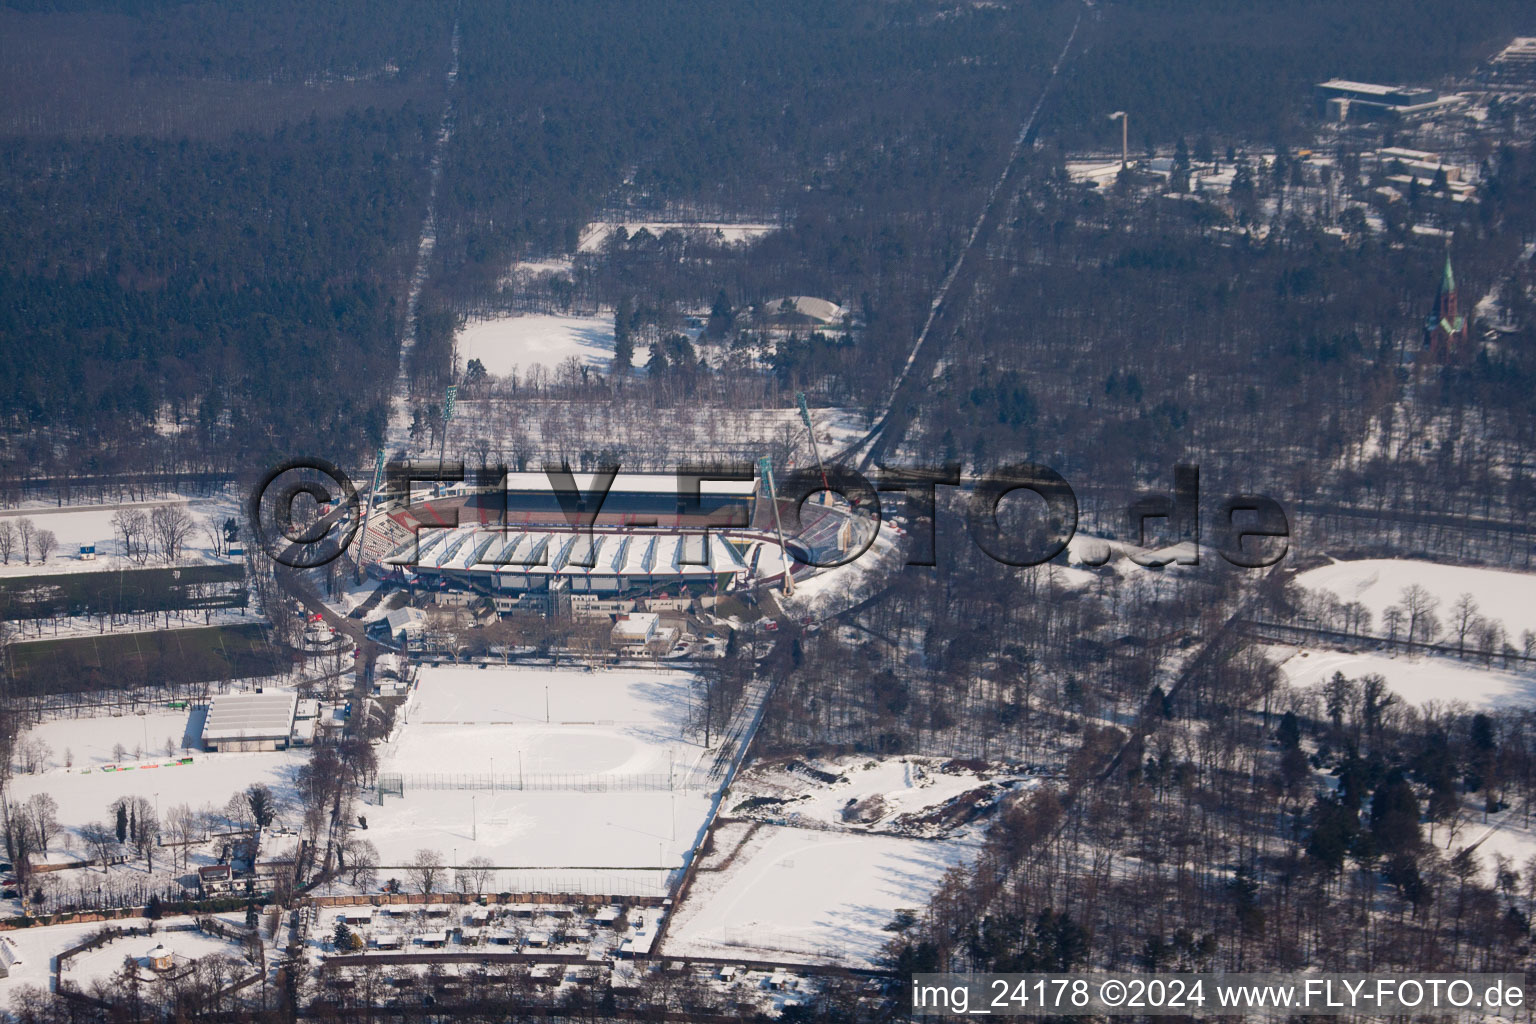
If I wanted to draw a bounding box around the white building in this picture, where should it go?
[201,692,298,752]
[611,612,660,649]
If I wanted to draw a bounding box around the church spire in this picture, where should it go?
[1424,247,1466,363]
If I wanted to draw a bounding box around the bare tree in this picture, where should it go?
[224,792,255,833]
[342,836,380,891]
[149,505,194,564]
[15,518,34,564]
[132,809,160,870]
[1450,593,1480,657]
[0,521,14,565]
[112,509,149,564]
[17,737,51,774]
[168,803,199,873]
[456,855,495,896]
[79,821,117,872]
[202,518,227,558]
[34,530,56,564]
[1400,584,1440,646]
[24,794,61,855]
[408,848,444,894]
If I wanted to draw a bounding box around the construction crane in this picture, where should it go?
[354,447,387,583]
[757,456,793,597]
[796,392,830,495]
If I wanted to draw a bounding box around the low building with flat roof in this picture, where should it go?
[1316,79,1445,122]
[201,692,297,752]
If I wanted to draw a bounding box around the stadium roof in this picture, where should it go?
[202,692,297,742]
[499,471,756,496]
[394,526,750,578]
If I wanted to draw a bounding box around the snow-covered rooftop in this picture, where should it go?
[202,692,297,742]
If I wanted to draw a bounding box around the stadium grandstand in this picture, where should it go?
[351,470,862,609]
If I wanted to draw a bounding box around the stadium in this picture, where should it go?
[353,470,868,610]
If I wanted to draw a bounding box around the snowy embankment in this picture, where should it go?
[780,516,906,618]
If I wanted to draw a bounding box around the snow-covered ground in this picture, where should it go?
[386,665,702,779]
[0,917,152,1001]
[501,256,575,284]
[1450,810,1536,889]
[577,221,778,253]
[363,789,705,896]
[366,665,720,895]
[437,399,870,474]
[663,821,974,966]
[727,756,1033,837]
[15,710,196,770]
[454,313,616,379]
[6,744,306,867]
[62,923,254,989]
[1270,646,1536,710]
[1296,558,1536,641]
[317,573,381,617]
[7,700,309,868]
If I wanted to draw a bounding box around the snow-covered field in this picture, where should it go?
[6,746,305,866]
[386,665,701,779]
[16,710,195,769]
[1297,558,1536,641]
[366,665,718,895]
[0,495,240,579]
[1271,646,1536,710]
[454,313,616,378]
[663,821,974,966]
[363,788,705,896]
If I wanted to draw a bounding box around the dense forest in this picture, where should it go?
[1048,0,1534,146]
[2,0,1533,495]
[0,0,451,489]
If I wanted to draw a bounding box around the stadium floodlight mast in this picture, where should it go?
[757,456,794,596]
[795,392,830,496]
[354,447,387,583]
[438,383,458,465]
